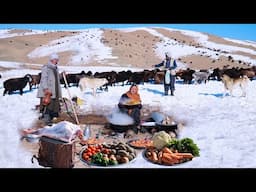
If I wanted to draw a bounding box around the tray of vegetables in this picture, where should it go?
[127,138,153,149]
[80,142,137,166]
[143,131,200,166]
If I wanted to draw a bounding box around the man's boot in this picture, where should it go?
[132,125,139,134]
[42,114,52,126]
[171,90,174,96]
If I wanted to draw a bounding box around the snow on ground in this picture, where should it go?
[123,27,256,65]
[224,38,256,48]
[27,28,116,65]
[0,61,23,69]
[1,64,256,168]
[0,29,47,39]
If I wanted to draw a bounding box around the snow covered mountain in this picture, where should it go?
[0,27,256,71]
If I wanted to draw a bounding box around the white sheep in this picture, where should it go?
[78,77,108,96]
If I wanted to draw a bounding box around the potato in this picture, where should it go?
[110,149,117,155]
[117,150,129,157]
[127,154,134,161]
[119,157,129,164]
[109,154,117,161]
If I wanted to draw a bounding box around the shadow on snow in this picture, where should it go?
[143,88,165,96]
[198,92,225,98]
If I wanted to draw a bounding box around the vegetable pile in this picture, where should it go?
[144,136,200,166]
[152,131,173,150]
[128,138,153,149]
[167,138,200,157]
[81,142,136,166]
[145,146,194,165]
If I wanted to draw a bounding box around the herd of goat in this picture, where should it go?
[1,66,256,96]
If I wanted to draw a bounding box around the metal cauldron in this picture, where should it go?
[155,122,178,132]
[109,122,135,133]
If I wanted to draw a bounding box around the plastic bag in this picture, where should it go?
[37,121,81,143]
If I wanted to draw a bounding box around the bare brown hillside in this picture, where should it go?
[102,29,162,68]
[0,30,76,65]
[0,28,255,72]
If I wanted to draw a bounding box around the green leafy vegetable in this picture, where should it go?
[91,153,109,166]
[167,138,200,156]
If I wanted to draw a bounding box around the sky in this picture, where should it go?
[0,24,256,42]
[1,64,256,168]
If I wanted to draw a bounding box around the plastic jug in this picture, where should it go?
[83,125,91,140]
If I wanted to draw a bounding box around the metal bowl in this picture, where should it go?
[24,134,40,143]
[79,145,137,167]
[140,122,156,127]
[155,122,178,132]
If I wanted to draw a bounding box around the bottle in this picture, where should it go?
[83,125,91,140]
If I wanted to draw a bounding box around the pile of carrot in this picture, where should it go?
[129,138,153,148]
[145,147,193,165]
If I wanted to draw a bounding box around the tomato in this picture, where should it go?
[87,152,93,157]
[83,155,90,161]
[95,149,101,153]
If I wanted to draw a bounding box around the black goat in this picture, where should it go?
[3,74,32,96]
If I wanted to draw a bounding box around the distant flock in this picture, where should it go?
[1,65,256,97]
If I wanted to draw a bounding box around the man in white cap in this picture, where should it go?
[153,53,177,96]
[37,53,62,125]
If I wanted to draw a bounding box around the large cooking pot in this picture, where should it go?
[109,123,135,133]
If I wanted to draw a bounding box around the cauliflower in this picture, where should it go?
[152,131,173,149]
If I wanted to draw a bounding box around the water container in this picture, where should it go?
[83,125,91,140]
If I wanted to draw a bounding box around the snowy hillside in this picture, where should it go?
[0,64,256,168]
[0,27,256,68]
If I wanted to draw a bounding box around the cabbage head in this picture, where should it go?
[152,131,173,149]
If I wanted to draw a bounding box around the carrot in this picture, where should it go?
[163,152,181,160]
[166,152,184,160]
[151,151,158,162]
[157,151,163,164]
[162,147,173,154]
[175,153,194,159]
[161,155,179,165]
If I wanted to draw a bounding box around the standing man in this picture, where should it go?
[37,53,62,125]
[153,53,177,96]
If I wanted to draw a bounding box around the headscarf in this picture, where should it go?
[125,84,141,103]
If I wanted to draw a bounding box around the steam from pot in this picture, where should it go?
[107,111,134,125]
